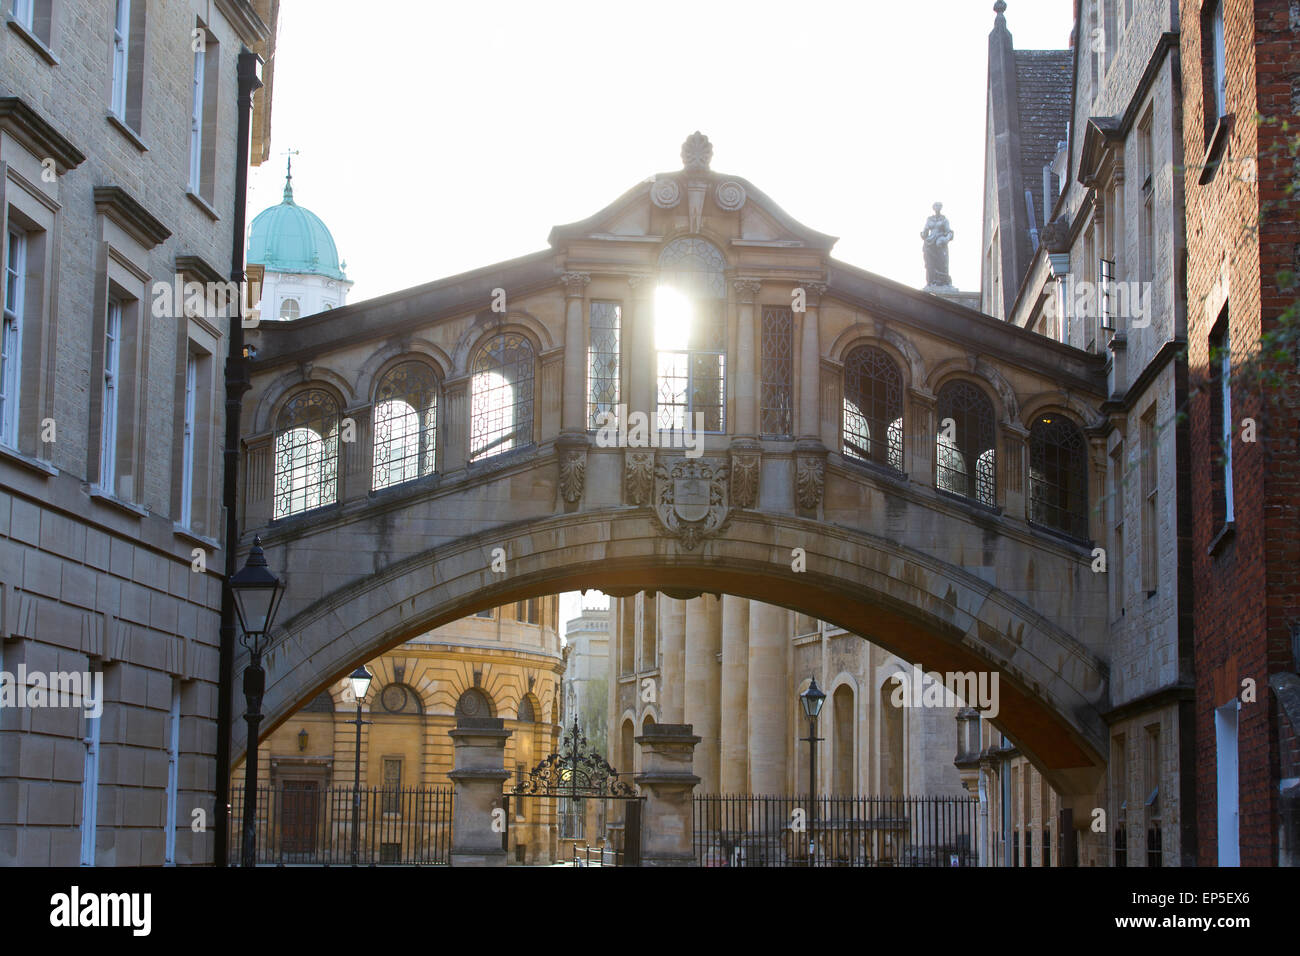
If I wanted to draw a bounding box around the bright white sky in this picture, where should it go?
[248,0,1075,633]
[247,0,1075,303]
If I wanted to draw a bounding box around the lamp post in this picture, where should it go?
[228,535,285,868]
[347,665,373,865]
[800,677,826,866]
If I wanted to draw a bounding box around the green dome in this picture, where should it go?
[247,173,347,281]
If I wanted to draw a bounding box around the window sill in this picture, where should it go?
[89,489,148,519]
[935,488,1002,518]
[1208,521,1235,557]
[173,524,221,552]
[106,111,147,152]
[185,189,219,221]
[0,443,57,477]
[6,17,58,65]
[1026,520,1093,552]
[1198,113,1234,185]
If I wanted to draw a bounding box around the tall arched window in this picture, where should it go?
[372,361,438,490]
[842,345,903,472]
[656,238,726,432]
[935,380,997,507]
[1029,414,1088,538]
[272,388,339,518]
[470,332,534,462]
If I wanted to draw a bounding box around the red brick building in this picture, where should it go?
[1180,0,1300,866]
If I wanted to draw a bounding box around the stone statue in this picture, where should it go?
[921,202,955,289]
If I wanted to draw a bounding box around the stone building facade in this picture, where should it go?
[980,0,1194,866]
[0,0,278,865]
[1178,0,1300,866]
[232,596,564,864]
[562,601,610,757]
[608,594,967,801]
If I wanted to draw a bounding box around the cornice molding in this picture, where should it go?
[0,96,85,173]
[93,186,172,249]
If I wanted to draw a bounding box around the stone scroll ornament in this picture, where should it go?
[559,449,586,504]
[796,456,825,511]
[624,451,655,505]
[650,177,681,209]
[730,454,759,509]
[653,457,731,551]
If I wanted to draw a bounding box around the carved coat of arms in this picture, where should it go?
[653,457,729,550]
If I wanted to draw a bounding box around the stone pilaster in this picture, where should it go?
[797,282,827,442]
[440,376,469,474]
[560,271,590,436]
[907,387,936,486]
[626,274,656,424]
[448,716,511,867]
[1000,421,1028,520]
[659,596,686,723]
[732,279,762,439]
[635,723,701,866]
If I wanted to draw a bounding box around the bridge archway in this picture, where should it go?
[234,509,1108,799]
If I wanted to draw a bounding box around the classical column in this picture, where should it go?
[441,377,469,473]
[719,595,749,793]
[635,723,701,866]
[1001,422,1029,520]
[684,596,721,793]
[733,279,762,439]
[797,282,828,442]
[626,274,656,423]
[448,716,511,866]
[659,596,686,723]
[560,271,590,436]
[747,600,789,793]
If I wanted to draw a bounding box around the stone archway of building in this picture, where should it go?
[832,684,854,796]
[235,513,1109,805]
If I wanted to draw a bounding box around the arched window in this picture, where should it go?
[455,687,493,718]
[935,380,997,507]
[1029,414,1088,538]
[372,361,438,490]
[279,298,300,320]
[273,388,339,518]
[656,238,726,432]
[832,685,854,795]
[470,332,534,462]
[842,346,903,472]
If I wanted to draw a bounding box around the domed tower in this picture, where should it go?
[247,159,353,320]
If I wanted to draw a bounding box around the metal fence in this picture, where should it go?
[693,794,978,867]
[228,786,453,866]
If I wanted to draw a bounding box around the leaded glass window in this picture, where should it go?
[935,381,996,507]
[656,238,726,433]
[761,306,793,437]
[842,346,903,472]
[1029,414,1088,538]
[272,388,339,518]
[372,361,438,491]
[470,333,534,462]
[587,300,621,428]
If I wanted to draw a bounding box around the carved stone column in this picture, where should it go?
[719,595,749,793]
[448,716,511,866]
[747,601,789,794]
[659,596,686,723]
[684,595,721,793]
[626,274,655,424]
[907,387,936,486]
[560,271,590,437]
[732,279,762,439]
[635,723,701,866]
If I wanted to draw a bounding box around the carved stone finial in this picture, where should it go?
[681,131,713,172]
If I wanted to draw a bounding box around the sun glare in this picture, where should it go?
[654,285,693,351]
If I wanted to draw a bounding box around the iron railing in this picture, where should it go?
[572,844,622,867]
[693,794,978,867]
[227,785,453,866]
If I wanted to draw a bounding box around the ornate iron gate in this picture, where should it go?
[504,719,643,866]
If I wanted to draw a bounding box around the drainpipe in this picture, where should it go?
[213,48,263,867]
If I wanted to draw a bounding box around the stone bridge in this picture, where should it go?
[234,134,1112,804]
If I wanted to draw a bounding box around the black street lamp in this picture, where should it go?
[800,677,826,866]
[228,535,285,868]
[347,665,373,865]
